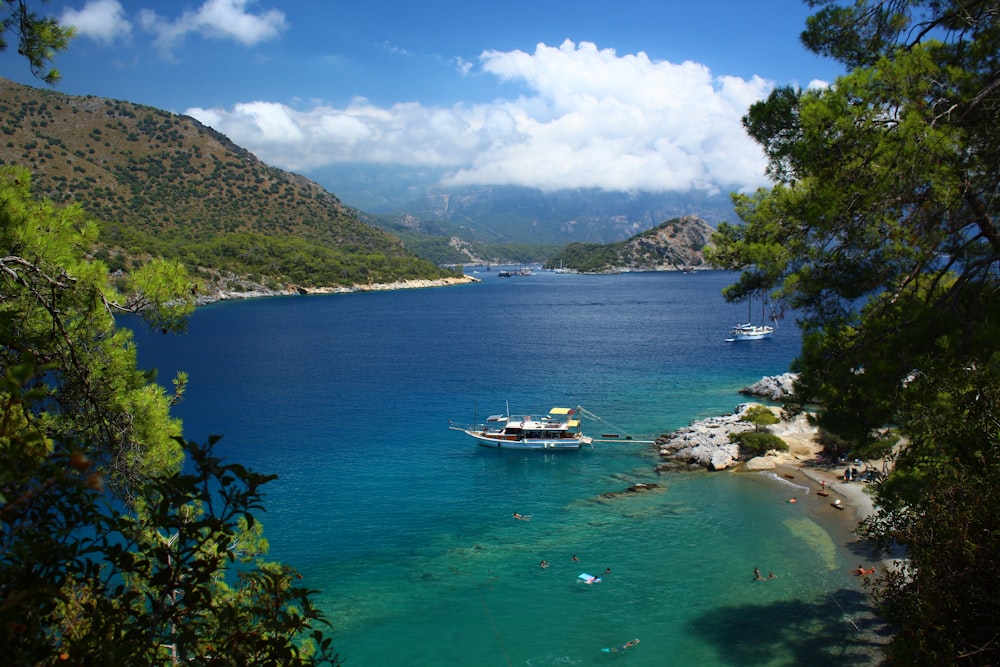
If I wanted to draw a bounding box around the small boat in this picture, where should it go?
[817,491,829,497]
[831,500,845,510]
[449,406,593,450]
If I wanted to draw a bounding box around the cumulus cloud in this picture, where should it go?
[61,0,131,45]
[187,39,775,193]
[139,0,286,51]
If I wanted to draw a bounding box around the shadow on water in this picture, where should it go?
[691,587,892,666]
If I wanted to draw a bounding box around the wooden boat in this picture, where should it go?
[449,406,592,450]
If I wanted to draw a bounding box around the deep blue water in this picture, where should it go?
[130,270,881,666]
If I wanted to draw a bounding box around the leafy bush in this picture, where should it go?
[730,432,788,458]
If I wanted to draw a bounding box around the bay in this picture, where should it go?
[130,270,881,666]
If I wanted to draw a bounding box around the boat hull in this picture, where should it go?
[452,427,590,450]
[727,324,774,341]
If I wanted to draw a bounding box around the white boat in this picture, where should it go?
[727,322,775,341]
[726,296,776,341]
[449,406,593,450]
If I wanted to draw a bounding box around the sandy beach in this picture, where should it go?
[752,410,891,576]
[768,414,877,519]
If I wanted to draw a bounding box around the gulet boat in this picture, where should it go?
[449,406,593,450]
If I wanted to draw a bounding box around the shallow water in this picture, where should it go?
[130,270,886,665]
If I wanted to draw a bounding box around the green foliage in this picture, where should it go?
[729,431,787,458]
[739,404,779,433]
[0,167,338,663]
[0,1,75,84]
[711,2,1000,663]
[0,431,340,666]
[857,361,1000,666]
[0,166,192,494]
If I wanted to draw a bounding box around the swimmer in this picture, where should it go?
[571,554,580,562]
[768,571,776,579]
[540,560,549,569]
[753,567,762,581]
[788,497,797,503]
[602,638,640,653]
[604,567,611,576]
[512,512,530,521]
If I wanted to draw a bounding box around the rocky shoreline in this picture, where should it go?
[193,274,479,306]
[653,372,879,524]
[655,373,805,472]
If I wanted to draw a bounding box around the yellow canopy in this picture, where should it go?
[549,407,572,415]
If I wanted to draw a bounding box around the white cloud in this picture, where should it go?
[187,39,775,194]
[61,0,131,45]
[139,0,286,51]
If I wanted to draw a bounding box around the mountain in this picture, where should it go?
[544,214,716,273]
[0,78,457,291]
[312,164,738,245]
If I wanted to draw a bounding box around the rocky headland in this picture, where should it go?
[655,373,810,472]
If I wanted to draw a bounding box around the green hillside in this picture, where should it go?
[0,78,457,290]
[545,215,716,273]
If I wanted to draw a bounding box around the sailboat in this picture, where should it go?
[726,295,775,342]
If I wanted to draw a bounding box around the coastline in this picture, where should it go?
[657,402,882,559]
[194,274,479,306]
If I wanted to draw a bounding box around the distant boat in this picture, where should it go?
[498,270,513,277]
[449,406,593,450]
[726,295,776,342]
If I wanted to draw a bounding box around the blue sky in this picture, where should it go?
[1,0,844,199]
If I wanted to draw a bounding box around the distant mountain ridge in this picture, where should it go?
[313,163,738,245]
[0,78,456,291]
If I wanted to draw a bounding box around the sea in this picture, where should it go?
[129,269,885,666]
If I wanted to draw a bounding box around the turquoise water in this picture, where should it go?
[130,270,883,665]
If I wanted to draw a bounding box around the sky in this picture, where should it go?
[0,0,846,201]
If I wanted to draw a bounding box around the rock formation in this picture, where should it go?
[740,372,799,401]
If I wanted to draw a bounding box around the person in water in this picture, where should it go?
[540,560,549,569]
[512,512,530,521]
[754,567,762,581]
[571,554,580,562]
[602,638,640,653]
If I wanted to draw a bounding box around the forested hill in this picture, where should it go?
[545,215,715,273]
[0,78,457,290]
